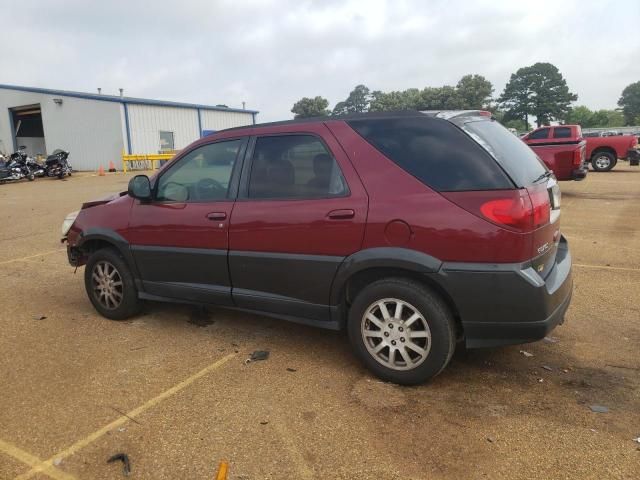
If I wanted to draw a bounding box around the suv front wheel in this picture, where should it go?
[347,278,456,385]
[84,248,141,320]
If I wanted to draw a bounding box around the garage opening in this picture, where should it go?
[10,104,47,157]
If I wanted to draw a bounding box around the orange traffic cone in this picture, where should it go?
[98,165,105,176]
[108,161,116,173]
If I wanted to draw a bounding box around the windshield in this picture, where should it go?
[458,118,548,187]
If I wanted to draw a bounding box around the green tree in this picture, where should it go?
[564,106,626,128]
[419,86,464,110]
[332,85,371,115]
[456,74,494,109]
[369,88,422,111]
[618,81,640,125]
[291,96,330,118]
[499,62,577,127]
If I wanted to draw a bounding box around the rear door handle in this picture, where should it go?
[327,209,355,220]
[206,212,227,221]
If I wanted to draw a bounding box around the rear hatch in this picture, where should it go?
[454,117,561,277]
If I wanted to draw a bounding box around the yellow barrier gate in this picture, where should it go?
[121,150,176,173]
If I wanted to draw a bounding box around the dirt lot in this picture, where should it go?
[1,168,639,480]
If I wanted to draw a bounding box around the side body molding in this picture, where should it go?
[330,247,443,305]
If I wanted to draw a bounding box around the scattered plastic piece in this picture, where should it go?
[33,315,47,320]
[589,405,609,413]
[543,336,559,344]
[486,436,495,443]
[107,453,131,476]
[537,378,544,383]
[633,437,640,443]
[53,458,62,466]
[215,460,229,480]
[244,350,270,365]
[542,365,553,372]
[519,350,534,357]
[260,421,269,425]
[286,368,297,372]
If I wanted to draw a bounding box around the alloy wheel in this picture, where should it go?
[361,298,432,371]
[594,155,611,169]
[91,261,124,310]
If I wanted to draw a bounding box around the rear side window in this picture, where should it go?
[553,127,572,139]
[348,117,513,191]
[528,128,550,140]
[460,119,547,187]
[248,135,348,199]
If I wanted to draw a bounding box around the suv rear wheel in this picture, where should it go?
[347,278,456,385]
[84,248,141,320]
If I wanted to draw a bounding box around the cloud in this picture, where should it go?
[0,0,638,121]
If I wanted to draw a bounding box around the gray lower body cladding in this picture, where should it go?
[434,236,573,348]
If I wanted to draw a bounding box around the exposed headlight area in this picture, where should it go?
[61,210,79,237]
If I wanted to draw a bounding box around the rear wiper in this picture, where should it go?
[532,171,552,184]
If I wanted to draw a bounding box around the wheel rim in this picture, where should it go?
[91,261,124,310]
[361,298,431,371]
[595,155,611,169]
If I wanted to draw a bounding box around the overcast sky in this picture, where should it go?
[1,0,638,121]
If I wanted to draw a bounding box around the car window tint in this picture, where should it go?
[348,117,513,192]
[248,135,348,199]
[157,139,242,202]
[528,128,550,140]
[553,127,572,139]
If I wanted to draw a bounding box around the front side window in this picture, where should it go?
[528,128,550,140]
[248,135,348,199]
[156,139,242,202]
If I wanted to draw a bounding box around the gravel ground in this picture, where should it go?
[0,168,639,479]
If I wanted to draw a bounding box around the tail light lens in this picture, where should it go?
[443,186,550,232]
[573,146,585,166]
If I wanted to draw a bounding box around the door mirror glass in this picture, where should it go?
[128,175,152,200]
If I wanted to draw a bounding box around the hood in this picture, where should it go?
[81,191,127,209]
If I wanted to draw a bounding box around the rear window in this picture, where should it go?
[459,119,547,186]
[347,117,513,192]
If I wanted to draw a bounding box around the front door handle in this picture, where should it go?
[327,209,355,220]
[206,212,227,221]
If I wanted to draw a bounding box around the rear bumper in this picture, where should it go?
[434,236,573,348]
[572,166,588,180]
[628,149,639,166]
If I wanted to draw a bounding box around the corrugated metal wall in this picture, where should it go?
[126,104,199,153]
[200,109,254,132]
[0,89,124,171]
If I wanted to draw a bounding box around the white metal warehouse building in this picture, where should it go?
[0,84,258,170]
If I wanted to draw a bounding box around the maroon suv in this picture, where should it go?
[63,111,573,384]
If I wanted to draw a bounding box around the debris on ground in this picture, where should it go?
[486,436,495,443]
[117,427,126,432]
[260,421,269,425]
[187,306,215,327]
[543,336,559,344]
[245,350,270,364]
[589,405,609,413]
[542,365,553,372]
[107,453,131,476]
[519,350,534,357]
[53,458,62,466]
[32,315,47,320]
[286,368,297,372]
[537,378,544,383]
[633,437,640,443]
[215,460,229,480]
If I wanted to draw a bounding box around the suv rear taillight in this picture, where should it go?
[573,146,584,166]
[443,187,551,232]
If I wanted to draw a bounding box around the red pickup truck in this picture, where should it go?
[521,125,587,181]
[523,125,639,173]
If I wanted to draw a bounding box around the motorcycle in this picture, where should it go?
[44,149,72,178]
[0,146,38,182]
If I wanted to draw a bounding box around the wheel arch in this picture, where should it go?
[590,146,617,161]
[76,228,139,278]
[331,248,463,335]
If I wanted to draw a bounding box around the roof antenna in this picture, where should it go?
[119,88,124,98]
[97,87,102,95]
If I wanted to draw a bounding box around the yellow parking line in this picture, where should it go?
[574,263,640,272]
[0,439,76,480]
[15,353,235,480]
[0,249,65,265]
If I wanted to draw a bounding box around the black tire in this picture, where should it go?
[84,248,141,320]
[27,174,35,181]
[591,151,616,172]
[347,278,456,385]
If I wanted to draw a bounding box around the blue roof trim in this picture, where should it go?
[123,103,132,155]
[0,84,259,115]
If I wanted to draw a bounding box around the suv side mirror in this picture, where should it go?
[128,175,152,201]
